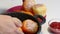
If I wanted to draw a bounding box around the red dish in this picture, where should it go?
[50,22,60,29]
[7,6,24,12]
[48,19,60,34]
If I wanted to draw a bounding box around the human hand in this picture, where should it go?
[0,15,24,34]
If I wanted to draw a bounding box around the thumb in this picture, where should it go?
[12,17,22,27]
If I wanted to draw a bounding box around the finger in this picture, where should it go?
[0,15,12,18]
[12,17,22,27]
[14,28,24,34]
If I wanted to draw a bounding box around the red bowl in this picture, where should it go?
[7,6,24,12]
[48,18,60,34]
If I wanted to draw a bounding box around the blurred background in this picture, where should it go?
[0,0,60,34]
